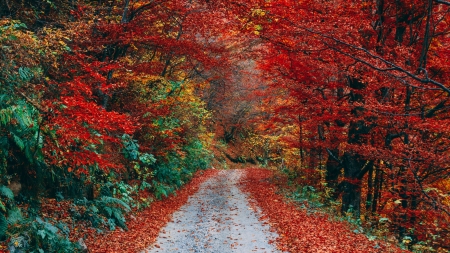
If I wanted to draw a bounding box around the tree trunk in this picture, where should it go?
[366,162,374,214]
[325,148,341,199]
[342,152,364,217]
[372,166,383,213]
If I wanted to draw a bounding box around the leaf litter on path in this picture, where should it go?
[143,169,281,253]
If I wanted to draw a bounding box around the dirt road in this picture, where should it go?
[142,169,281,253]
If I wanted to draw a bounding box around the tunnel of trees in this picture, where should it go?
[0,0,449,251]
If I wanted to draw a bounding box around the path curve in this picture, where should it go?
[142,169,281,253]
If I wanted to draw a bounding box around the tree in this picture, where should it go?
[249,0,450,247]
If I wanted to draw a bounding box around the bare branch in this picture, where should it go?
[303,28,450,94]
[434,0,450,5]
[408,158,450,217]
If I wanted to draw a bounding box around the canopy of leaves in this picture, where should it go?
[0,0,449,252]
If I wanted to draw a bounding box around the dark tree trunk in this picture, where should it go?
[372,166,383,213]
[342,152,365,216]
[366,161,374,214]
[325,148,341,198]
[308,147,319,181]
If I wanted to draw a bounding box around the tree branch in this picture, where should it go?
[434,0,450,5]
[128,0,162,22]
[408,158,450,217]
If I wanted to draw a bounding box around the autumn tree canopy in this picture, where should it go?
[0,0,449,251]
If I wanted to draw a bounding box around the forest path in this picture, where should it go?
[142,169,281,253]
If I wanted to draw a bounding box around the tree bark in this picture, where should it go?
[342,152,365,216]
[325,148,341,198]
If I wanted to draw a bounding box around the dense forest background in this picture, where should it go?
[0,0,449,252]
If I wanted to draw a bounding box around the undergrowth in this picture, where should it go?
[274,168,436,253]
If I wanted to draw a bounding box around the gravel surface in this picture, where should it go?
[142,169,281,253]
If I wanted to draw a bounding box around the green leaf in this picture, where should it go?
[7,207,22,225]
[8,35,18,41]
[140,181,151,191]
[107,218,116,230]
[112,209,123,222]
[139,153,156,165]
[0,108,12,126]
[100,196,131,212]
[37,229,46,239]
[18,67,33,81]
[0,214,7,238]
[89,205,99,213]
[104,206,113,217]
[12,134,25,151]
[0,185,14,199]
[44,222,58,234]
[13,23,27,29]
[379,217,390,223]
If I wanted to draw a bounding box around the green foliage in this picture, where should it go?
[139,153,156,166]
[0,22,46,205]
[122,134,140,161]
[0,13,215,252]
[18,67,34,82]
[0,214,6,239]
[0,185,14,200]
[122,134,156,185]
[0,185,15,239]
[113,181,135,205]
[74,195,131,231]
[5,201,78,252]
[97,196,130,230]
[146,138,212,200]
[7,207,23,226]
[152,181,171,199]
[8,217,80,253]
[0,100,43,168]
[152,158,182,199]
[286,185,325,211]
[183,139,213,172]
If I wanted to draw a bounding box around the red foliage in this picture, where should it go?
[240,168,407,253]
[248,0,450,246]
[83,169,218,252]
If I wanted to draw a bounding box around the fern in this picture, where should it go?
[12,134,25,151]
[100,184,113,197]
[107,218,116,231]
[0,213,7,238]
[74,196,131,231]
[12,103,35,129]
[18,67,33,82]
[0,108,12,126]
[95,197,130,230]
[0,185,14,200]
[112,209,126,229]
[100,196,131,212]
[7,207,23,225]
[103,206,113,217]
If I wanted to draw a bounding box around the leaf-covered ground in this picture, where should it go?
[143,169,279,253]
[81,169,218,252]
[240,168,407,253]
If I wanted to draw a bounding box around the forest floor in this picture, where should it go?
[6,167,407,253]
[142,169,280,253]
[140,168,406,253]
[241,168,406,253]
